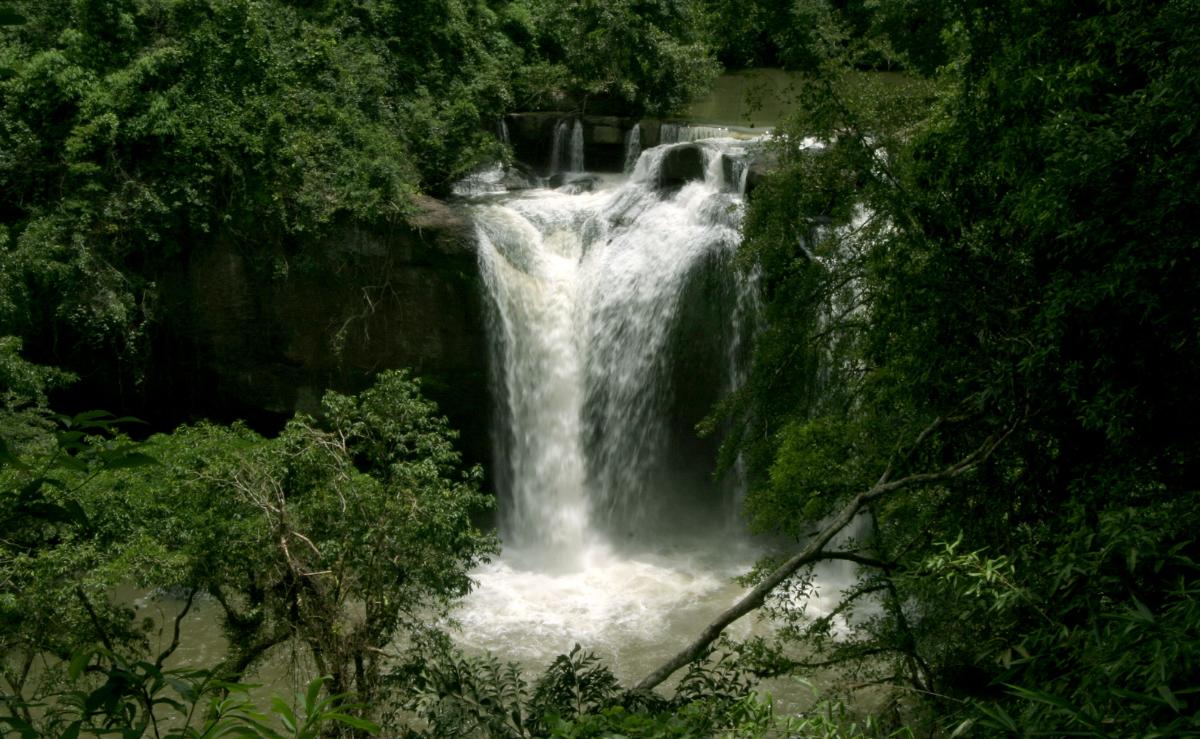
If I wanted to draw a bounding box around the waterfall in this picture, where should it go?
[451,132,864,674]
[569,119,585,172]
[660,123,734,144]
[548,119,568,174]
[496,118,511,146]
[549,118,586,174]
[623,124,641,173]
[473,139,754,567]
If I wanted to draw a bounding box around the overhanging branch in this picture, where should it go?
[633,417,1014,692]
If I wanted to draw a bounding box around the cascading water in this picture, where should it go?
[450,135,772,672]
[479,139,754,556]
[548,119,568,174]
[660,122,731,144]
[623,124,641,173]
[568,119,585,172]
[549,118,586,174]
[452,131,855,680]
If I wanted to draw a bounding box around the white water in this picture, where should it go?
[452,138,764,676]
[549,118,586,174]
[623,124,641,173]
[455,135,858,683]
[569,119,585,172]
[660,122,764,144]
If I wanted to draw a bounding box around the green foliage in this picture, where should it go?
[0,336,76,407]
[0,0,722,389]
[2,365,492,732]
[947,503,1200,737]
[701,0,952,74]
[726,0,1200,735]
[393,639,805,738]
[0,0,506,378]
[109,370,497,701]
[1,386,160,724]
[506,0,719,116]
[2,657,379,738]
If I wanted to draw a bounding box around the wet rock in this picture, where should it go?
[501,162,541,190]
[590,125,623,145]
[506,112,643,174]
[638,120,662,149]
[656,144,705,191]
[407,195,475,254]
[168,203,491,470]
[744,159,773,195]
[549,173,602,192]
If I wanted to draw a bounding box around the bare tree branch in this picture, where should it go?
[820,551,895,571]
[155,587,197,669]
[633,418,1014,692]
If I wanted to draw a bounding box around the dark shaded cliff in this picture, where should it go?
[137,196,490,469]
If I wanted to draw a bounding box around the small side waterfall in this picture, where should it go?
[623,124,641,173]
[568,119,585,172]
[549,118,586,174]
[496,118,511,146]
[548,119,568,174]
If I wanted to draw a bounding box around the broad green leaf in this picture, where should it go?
[69,649,94,680]
[103,451,159,470]
[323,712,380,732]
[303,676,325,714]
[271,697,298,734]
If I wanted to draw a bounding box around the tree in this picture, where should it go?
[2,344,482,732]
[701,0,952,73]
[645,1,1200,734]
[508,0,719,115]
[113,371,497,703]
[1,337,161,726]
[0,0,519,400]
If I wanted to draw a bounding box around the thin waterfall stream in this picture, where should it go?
[447,133,842,679]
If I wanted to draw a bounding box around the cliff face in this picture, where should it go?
[156,195,490,467]
[140,120,762,475]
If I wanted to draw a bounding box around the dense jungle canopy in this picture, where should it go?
[2,0,1198,736]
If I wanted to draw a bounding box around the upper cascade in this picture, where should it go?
[501,113,771,178]
[549,118,586,175]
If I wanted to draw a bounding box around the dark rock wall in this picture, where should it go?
[506,113,670,175]
[153,196,491,469]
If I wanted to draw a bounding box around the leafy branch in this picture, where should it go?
[636,413,1017,692]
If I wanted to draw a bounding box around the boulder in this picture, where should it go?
[656,144,705,191]
[744,159,774,195]
[548,172,602,192]
[501,162,541,190]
